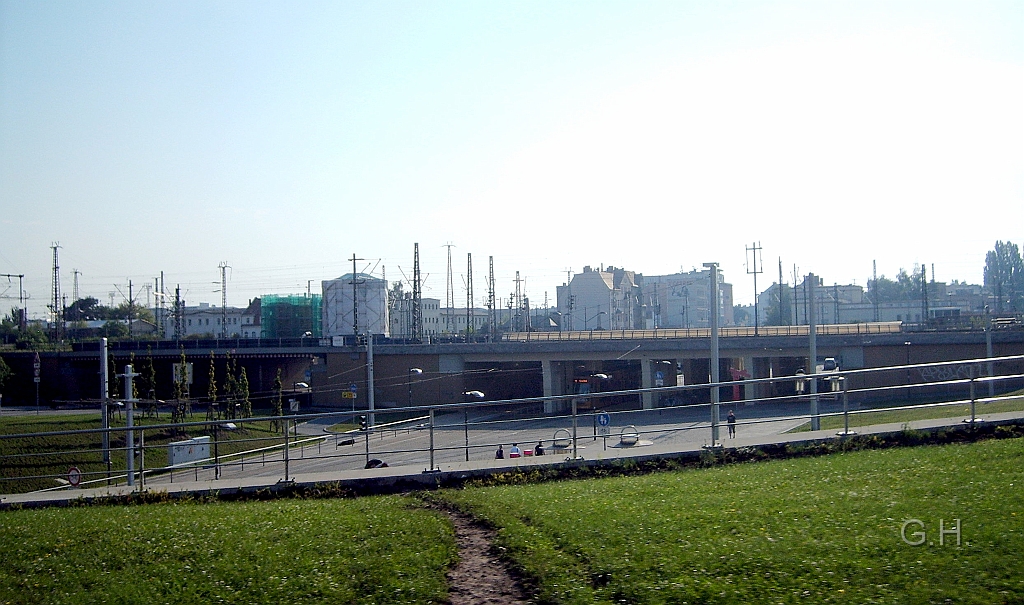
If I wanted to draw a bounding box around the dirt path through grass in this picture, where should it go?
[445,510,531,605]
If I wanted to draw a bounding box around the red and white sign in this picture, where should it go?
[67,466,82,487]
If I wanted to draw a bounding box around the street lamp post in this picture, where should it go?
[463,390,485,461]
[703,262,721,447]
[808,273,819,431]
[408,368,422,407]
[576,374,609,459]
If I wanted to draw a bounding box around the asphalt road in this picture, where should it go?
[143,401,824,485]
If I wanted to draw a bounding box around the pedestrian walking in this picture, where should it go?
[495,444,504,459]
[727,410,736,438]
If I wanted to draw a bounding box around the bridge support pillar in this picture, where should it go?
[641,358,654,409]
[542,360,568,414]
[742,356,758,402]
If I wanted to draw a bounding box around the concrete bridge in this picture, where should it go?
[312,322,1024,412]
[5,322,1022,411]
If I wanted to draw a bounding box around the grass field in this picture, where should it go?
[788,394,1024,433]
[435,437,1024,604]
[0,496,455,605]
[0,413,291,493]
[2,429,1022,604]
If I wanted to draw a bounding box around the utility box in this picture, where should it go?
[168,436,211,466]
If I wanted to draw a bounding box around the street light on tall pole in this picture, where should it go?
[703,262,721,447]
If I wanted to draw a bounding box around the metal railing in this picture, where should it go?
[501,322,904,342]
[2,354,1022,495]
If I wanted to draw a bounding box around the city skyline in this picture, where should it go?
[2,2,1021,319]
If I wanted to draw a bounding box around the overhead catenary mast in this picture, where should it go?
[466,253,473,337]
[746,242,762,335]
[443,243,455,335]
[50,242,62,342]
[218,262,230,338]
[487,256,495,341]
[348,253,365,337]
[412,243,422,342]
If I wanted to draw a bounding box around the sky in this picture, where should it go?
[1,1,1021,320]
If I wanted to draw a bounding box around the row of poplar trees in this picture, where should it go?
[106,348,286,433]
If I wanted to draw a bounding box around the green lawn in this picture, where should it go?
[0,496,455,605]
[0,413,291,493]
[434,437,1024,604]
[788,395,1024,433]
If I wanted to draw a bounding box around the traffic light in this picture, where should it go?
[359,415,367,431]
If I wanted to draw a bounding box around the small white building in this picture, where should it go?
[162,303,246,339]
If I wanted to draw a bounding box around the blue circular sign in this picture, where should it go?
[597,412,611,426]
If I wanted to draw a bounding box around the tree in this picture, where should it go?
[98,320,129,340]
[65,297,103,321]
[984,241,1024,313]
[223,352,237,419]
[0,308,24,344]
[732,306,750,326]
[128,352,139,400]
[172,348,190,428]
[271,368,284,433]
[0,356,13,400]
[108,355,120,400]
[140,347,158,417]
[113,301,155,325]
[15,325,47,350]
[764,283,792,326]
[238,367,252,419]
[207,352,218,421]
[868,267,926,304]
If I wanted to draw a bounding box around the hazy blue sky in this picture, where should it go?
[2,1,1021,318]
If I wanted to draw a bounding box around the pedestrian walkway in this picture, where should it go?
[3,410,1022,509]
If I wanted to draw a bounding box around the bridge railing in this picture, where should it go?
[501,322,903,341]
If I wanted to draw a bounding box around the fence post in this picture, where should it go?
[464,408,469,462]
[284,419,290,481]
[428,408,435,471]
[139,429,145,490]
[838,376,855,436]
[967,364,977,426]
[571,396,578,459]
[213,423,220,480]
